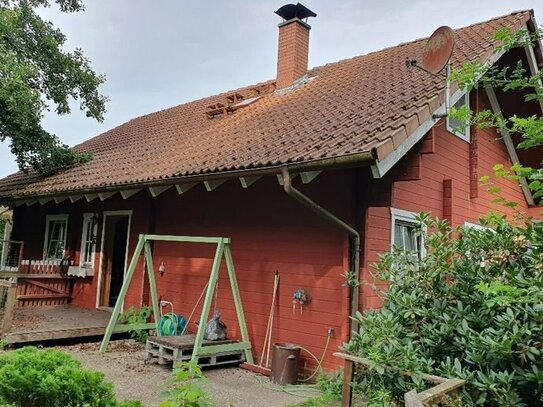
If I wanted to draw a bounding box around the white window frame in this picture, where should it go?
[80,213,98,269]
[463,221,491,231]
[447,92,471,142]
[390,208,425,257]
[43,214,69,260]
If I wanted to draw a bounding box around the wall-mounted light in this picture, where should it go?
[159,261,166,276]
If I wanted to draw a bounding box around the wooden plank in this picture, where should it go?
[148,334,233,349]
[300,171,321,184]
[175,183,197,194]
[195,341,252,357]
[120,189,141,200]
[224,243,254,364]
[149,185,171,197]
[24,279,68,295]
[418,379,465,403]
[143,235,228,244]
[98,191,116,201]
[341,359,354,407]
[1,283,17,334]
[239,176,262,188]
[204,179,226,191]
[333,352,447,384]
[17,293,69,300]
[404,390,424,407]
[7,326,105,343]
[0,272,69,279]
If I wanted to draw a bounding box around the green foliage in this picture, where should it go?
[159,361,211,407]
[118,306,152,343]
[451,26,543,203]
[312,370,342,402]
[117,402,145,407]
[0,346,142,406]
[0,0,106,175]
[341,270,360,288]
[342,215,543,406]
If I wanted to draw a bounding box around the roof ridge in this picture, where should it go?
[77,10,532,153]
[308,10,533,74]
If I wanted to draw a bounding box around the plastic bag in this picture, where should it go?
[204,311,227,341]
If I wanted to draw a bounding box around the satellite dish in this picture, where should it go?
[421,26,455,75]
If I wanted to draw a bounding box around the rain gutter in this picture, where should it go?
[2,150,375,202]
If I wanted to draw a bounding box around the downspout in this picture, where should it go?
[281,167,360,338]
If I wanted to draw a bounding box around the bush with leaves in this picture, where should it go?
[159,361,211,407]
[118,305,152,343]
[0,346,143,406]
[342,213,543,406]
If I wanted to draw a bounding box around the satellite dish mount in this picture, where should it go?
[406,26,455,119]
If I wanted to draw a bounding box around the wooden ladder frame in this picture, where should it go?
[99,234,254,365]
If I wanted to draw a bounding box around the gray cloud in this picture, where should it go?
[0,0,541,176]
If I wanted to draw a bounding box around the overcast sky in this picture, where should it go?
[0,0,541,177]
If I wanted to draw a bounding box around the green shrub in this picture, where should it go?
[118,306,152,343]
[0,347,141,407]
[343,214,543,406]
[160,361,211,407]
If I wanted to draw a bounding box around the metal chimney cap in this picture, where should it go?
[275,3,317,21]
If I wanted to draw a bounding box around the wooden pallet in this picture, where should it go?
[145,334,245,368]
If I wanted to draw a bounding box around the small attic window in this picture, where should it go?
[447,93,470,142]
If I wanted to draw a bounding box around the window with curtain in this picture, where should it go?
[391,208,424,258]
[394,220,420,253]
[44,215,69,260]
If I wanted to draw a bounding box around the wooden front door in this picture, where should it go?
[99,215,130,308]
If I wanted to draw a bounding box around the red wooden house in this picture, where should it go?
[0,5,541,370]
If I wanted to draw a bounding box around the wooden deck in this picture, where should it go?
[5,306,113,344]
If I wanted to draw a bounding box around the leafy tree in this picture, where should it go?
[451,26,542,204]
[0,0,106,175]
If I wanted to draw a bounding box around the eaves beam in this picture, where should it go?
[484,86,535,206]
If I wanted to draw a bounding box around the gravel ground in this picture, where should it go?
[56,340,316,407]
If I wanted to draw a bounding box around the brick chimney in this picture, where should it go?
[275,3,317,89]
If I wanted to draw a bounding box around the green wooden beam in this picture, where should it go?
[142,235,230,244]
[144,241,161,336]
[113,322,156,333]
[191,239,224,362]
[224,243,254,364]
[196,341,252,356]
[99,234,145,353]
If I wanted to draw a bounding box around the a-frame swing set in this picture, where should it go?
[99,234,254,365]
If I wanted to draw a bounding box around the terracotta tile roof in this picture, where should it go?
[0,11,533,199]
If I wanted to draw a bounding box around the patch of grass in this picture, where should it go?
[287,398,339,406]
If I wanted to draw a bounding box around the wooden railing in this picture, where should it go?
[334,352,465,407]
[0,279,17,335]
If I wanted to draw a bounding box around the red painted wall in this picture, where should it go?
[12,171,354,370]
[360,90,542,311]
